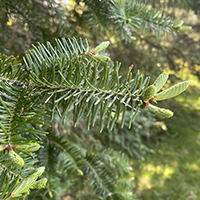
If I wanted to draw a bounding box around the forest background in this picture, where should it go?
[0,0,200,199]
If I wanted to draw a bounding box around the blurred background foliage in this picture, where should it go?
[0,0,200,199]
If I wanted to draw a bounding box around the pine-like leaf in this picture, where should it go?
[153,72,169,93]
[11,175,37,197]
[146,103,173,118]
[155,81,190,101]
[142,85,156,100]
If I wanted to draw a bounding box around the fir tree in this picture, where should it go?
[0,0,191,199]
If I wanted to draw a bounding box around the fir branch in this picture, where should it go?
[0,36,190,199]
[84,0,182,42]
[111,0,179,40]
[22,38,149,131]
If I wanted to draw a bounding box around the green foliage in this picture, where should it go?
[132,76,200,199]
[142,72,189,119]
[98,108,156,159]
[1,0,191,56]
[8,150,25,167]
[155,81,190,101]
[153,72,169,93]
[84,0,184,42]
[0,1,192,199]
[0,38,148,199]
[0,0,71,55]
[27,132,134,199]
[142,85,156,101]
[0,37,189,199]
[94,41,110,53]
[146,104,174,119]
[22,37,150,131]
